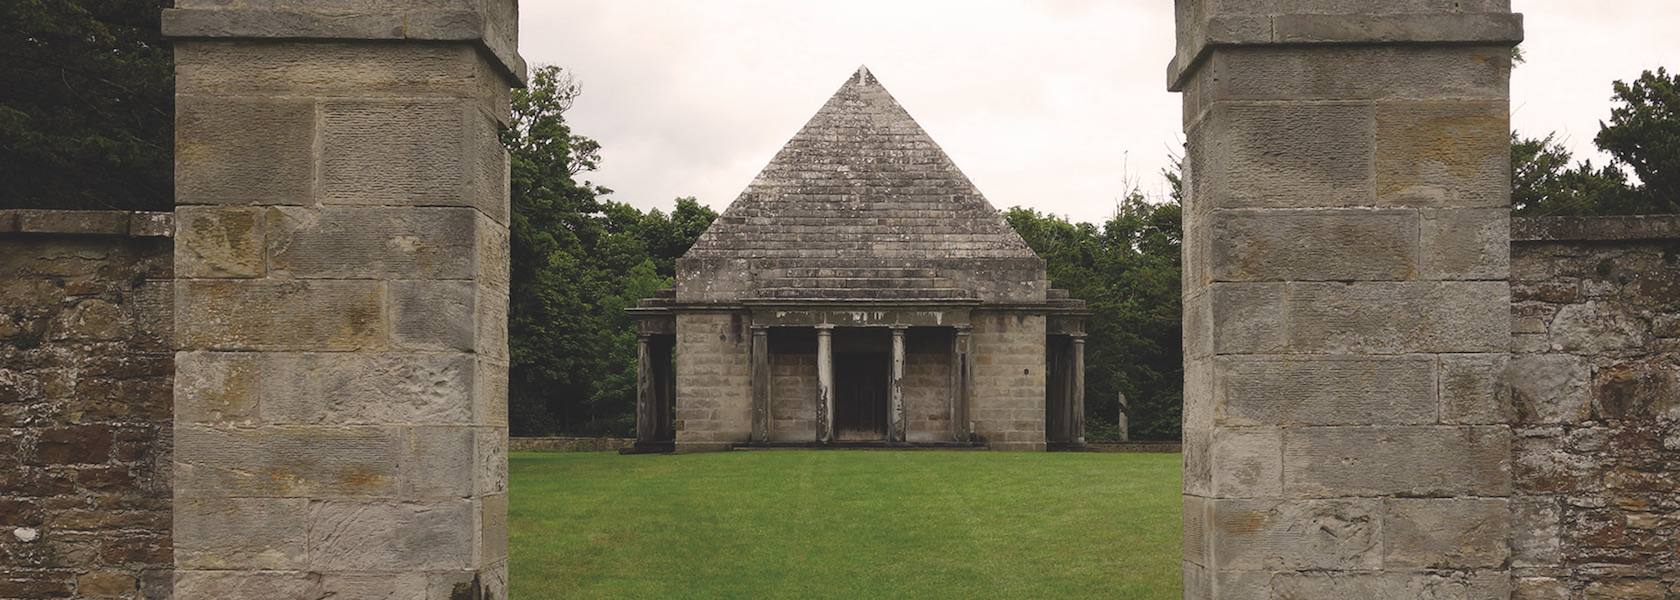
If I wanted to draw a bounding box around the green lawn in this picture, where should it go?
[510,450,1182,600]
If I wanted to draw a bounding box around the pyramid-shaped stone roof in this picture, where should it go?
[676,66,1048,304]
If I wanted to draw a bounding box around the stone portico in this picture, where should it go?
[631,67,1087,452]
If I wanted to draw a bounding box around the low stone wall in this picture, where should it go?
[1510,215,1680,599]
[510,437,634,452]
[0,210,175,600]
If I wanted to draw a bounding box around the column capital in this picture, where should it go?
[952,324,972,335]
[1168,6,1522,91]
[162,1,527,86]
[750,324,770,334]
[888,324,910,332]
[814,324,836,333]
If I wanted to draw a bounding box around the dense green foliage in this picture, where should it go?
[1004,194,1183,441]
[510,450,1183,599]
[1,0,173,210]
[1514,67,1680,216]
[504,66,716,437]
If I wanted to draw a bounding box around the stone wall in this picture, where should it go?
[674,312,752,452]
[969,312,1046,451]
[902,330,954,444]
[1,210,174,600]
[1510,215,1680,599]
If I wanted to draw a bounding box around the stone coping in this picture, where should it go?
[0,209,172,237]
[510,437,634,452]
[1512,214,1680,242]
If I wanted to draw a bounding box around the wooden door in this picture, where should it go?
[833,353,889,441]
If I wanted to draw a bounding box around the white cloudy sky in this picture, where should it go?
[520,0,1678,225]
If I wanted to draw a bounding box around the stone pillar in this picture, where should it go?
[888,325,908,443]
[165,2,521,597]
[750,325,771,442]
[1069,333,1086,445]
[815,324,834,443]
[951,324,972,442]
[637,333,659,444]
[1172,3,1520,598]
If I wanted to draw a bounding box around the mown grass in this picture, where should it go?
[510,450,1182,600]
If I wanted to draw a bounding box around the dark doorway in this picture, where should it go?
[833,352,889,440]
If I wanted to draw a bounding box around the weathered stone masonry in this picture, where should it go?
[1509,216,1680,600]
[1173,1,1523,597]
[1,211,174,600]
[161,1,521,598]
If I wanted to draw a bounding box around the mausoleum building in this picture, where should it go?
[631,67,1088,452]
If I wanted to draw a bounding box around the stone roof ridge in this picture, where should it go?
[684,67,1039,263]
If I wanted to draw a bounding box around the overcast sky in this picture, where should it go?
[521,0,1678,225]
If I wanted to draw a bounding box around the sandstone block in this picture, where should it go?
[1421,207,1510,280]
[176,96,315,205]
[1183,495,1207,566]
[1208,498,1382,571]
[481,492,508,563]
[310,573,429,600]
[1382,497,1509,569]
[319,100,505,219]
[177,279,383,351]
[1209,427,1282,498]
[1283,426,1510,497]
[308,499,475,570]
[1287,281,1509,353]
[401,426,476,498]
[1203,45,1511,104]
[1209,283,1285,354]
[1217,355,1437,426]
[1440,353,1512,425]
[176,206,265,278]
[175,425,402,497]
[1510,354,1592,423]
[174,497,308,569]
[1273,570,1509,600]
[172,571,313,599]
[1190,102,1376,211]
[1548,300,1650,355]
[475,428,507,496]
[175,352,261,424]
[1209,209,1418,281]
[1377,101,1510,208]
[267,206,480,280]
[260,352,475,426]
[475,357,509,427]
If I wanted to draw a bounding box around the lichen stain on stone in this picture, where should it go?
[1221,509,1275,534]
[336,468,390,491]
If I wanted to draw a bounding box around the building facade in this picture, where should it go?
[631,67,1088,452]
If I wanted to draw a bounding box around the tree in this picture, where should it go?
[1,0,174,210]
[1596,67,1680,208]
[502,66,716,436]
[1005,189,1183,441]
[1512,67,1680,216]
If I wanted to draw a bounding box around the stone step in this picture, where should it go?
[756,276,955,289]
[754,287,971,299]
[778,267,943,279]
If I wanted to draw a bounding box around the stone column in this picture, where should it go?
[1070,333,1086,445]
[951,325,972,442]
[1172,2,1520,598]
[815,324,834,443]
[637,333,658,444]
[165,2,521,597]
[750,324,771,442]
[889,325,908,443]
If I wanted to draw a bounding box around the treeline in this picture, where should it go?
[504,67,716,437]
[1005,195,1184,441]
[1513,67,1679,216]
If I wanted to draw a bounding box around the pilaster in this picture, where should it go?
[166,2,521,597]
[1172,2,1520,598]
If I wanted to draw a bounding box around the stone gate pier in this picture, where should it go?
[162,1,522,597]
[1172,1,1524,598]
